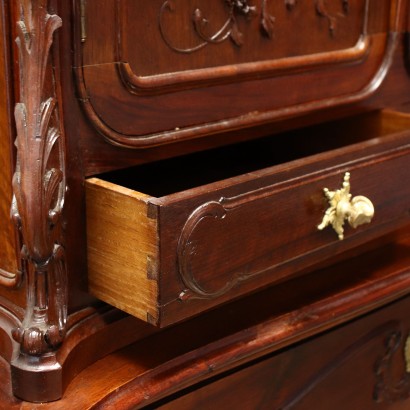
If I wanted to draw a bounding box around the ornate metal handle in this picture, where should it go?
[317,172,374,240]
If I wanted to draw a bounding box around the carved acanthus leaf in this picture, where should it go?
[11,0,67,356]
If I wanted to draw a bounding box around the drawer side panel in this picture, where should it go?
[86,178,160,323]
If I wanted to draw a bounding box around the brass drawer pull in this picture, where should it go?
[318,172,374,240]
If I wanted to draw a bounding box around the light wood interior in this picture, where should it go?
[86,179,159,324]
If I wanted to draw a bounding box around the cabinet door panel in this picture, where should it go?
[76,0,400,148]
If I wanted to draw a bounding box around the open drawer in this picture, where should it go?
[86,111,410,327]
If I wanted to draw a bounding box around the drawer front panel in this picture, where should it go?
[75,0,401,148]
[158,135,410,324]
[153,296,410,410]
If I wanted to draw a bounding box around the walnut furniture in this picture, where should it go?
[0,0,409,408]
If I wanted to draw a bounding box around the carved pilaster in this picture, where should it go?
[10,0,67,402]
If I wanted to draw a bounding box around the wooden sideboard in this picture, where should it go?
[0,0,409,407]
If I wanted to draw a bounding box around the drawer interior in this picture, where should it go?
[98,110,409,198]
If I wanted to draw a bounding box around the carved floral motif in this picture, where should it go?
[11,0,67,355]
[159,0,350,53]
[316,0,350,34]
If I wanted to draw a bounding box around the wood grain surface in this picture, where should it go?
[75,0,402,148]
[86,178,159,323]
[85,111,410,327]
[0,0,409,405]
[1,231,409,408]
[0,3,17,277]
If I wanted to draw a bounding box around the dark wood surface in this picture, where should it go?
[153,296,410,410]
[76,0,399,147]
[0,0,409,405]
[0,231,409,408]
[0,0,22,295]
[87,112,410,327]
[49,0,410,176]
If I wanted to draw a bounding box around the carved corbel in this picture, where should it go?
[10,0,67,402]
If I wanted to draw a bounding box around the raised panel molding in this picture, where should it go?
[119,0,369,92]
[74,0,403,148]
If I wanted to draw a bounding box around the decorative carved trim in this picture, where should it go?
[276,323,408,409]
[74,0,402,148]
[10,0,67,356]
[159,0,349,53]
[0,267,23,288]
[176,193,285,301]
[119,0,368,95]
[118,37,370,95]
[177,133,408,301]
[374,330,410,403]
[316,0,350,35]
[159,0,274,52]
[0,301,23,362]
[178,201,230,300]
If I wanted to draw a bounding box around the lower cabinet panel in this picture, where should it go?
[153,296,410,410]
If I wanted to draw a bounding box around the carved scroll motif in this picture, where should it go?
[374,331,410,404]
[178,200,231,300]
[11,0,67,355]
[177,193,274,301]
[316,0,350,35]
[159,0,349,53]
[275,324,410,409]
